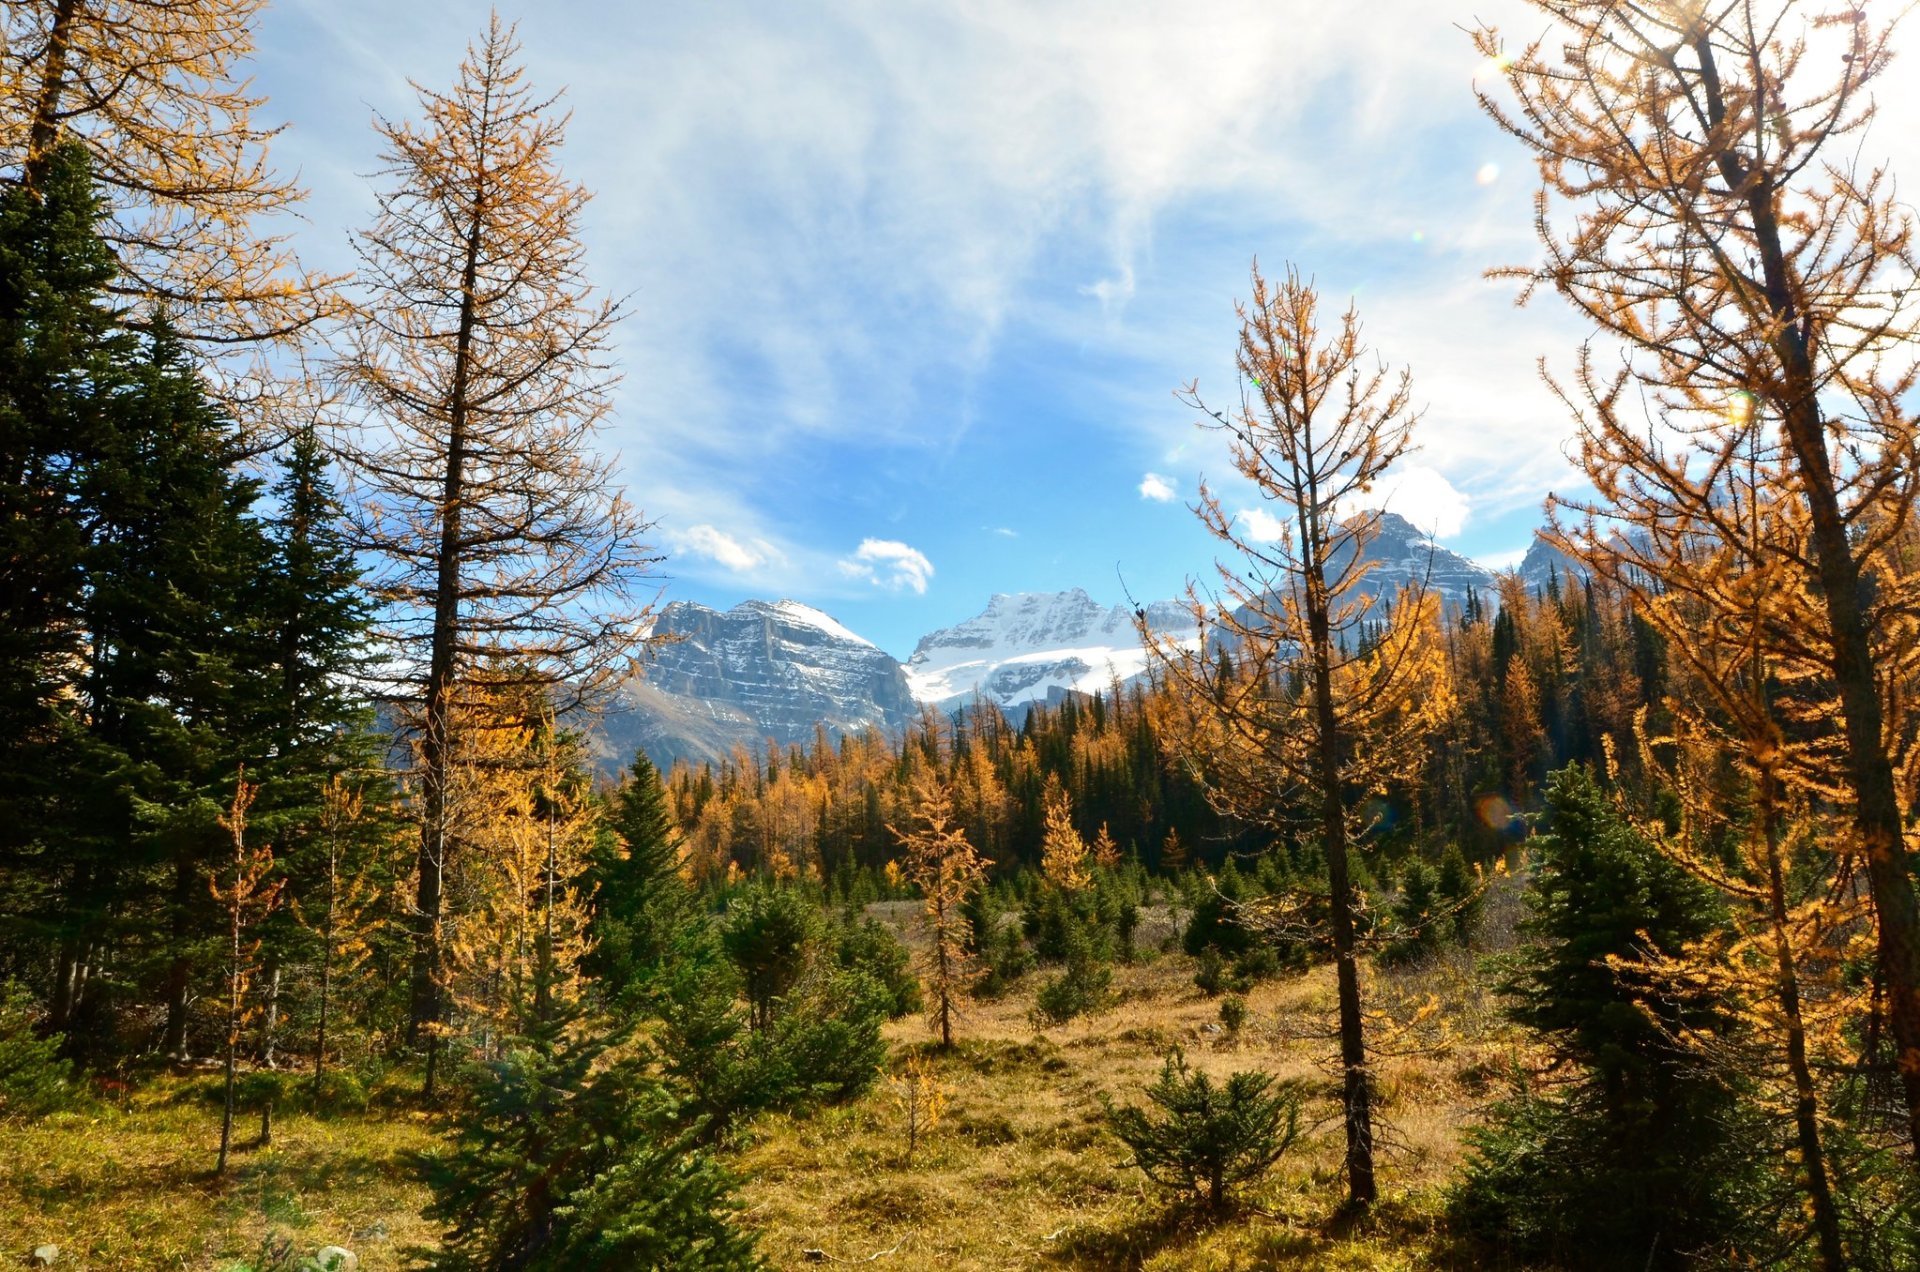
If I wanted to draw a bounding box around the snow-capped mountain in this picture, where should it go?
[593,599,916,771]
[903,588,1199,713]
[1517,531,1585,592]
[590,516,1572,773]
[1332,511,1498,611]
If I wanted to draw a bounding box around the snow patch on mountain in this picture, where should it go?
[758,599,873,648]
[905,589,1198,710]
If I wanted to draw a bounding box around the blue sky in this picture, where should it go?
[251,0,1657,657]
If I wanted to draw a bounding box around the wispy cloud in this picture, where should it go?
[670,523,782,574]
[838,538,935,595]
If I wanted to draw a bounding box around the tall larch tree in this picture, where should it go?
[337,15,659,1092]
[1475,0,1920,1151]
[1148,263,1450,1210]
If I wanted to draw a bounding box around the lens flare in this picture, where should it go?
[1727,389,1757,426]
[1475,162,1500,186]
[1474,793,1519,836]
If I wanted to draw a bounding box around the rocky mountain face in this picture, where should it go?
[1332,511,1497,611]
[592,599,916,772]
[903,589,1199,714]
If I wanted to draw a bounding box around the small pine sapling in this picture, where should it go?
[1105,1048,1304,1212]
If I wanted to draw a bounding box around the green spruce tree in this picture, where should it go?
[1451,765,1760,1269]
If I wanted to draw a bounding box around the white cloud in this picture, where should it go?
[671,523,781,574]
[1234,506,1290,543]
[838,538,935,595]
[1138,472,1177,502]
[988,526,1019,538]
[1337,464,1472,539]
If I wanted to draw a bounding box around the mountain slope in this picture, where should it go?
[593,599,916,771]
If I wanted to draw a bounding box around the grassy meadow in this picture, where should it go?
[1,890,1531,1271]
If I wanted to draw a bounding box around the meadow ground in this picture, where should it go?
[735,901,1520,1271]
[0,893,1527,1270]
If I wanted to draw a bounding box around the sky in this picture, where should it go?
[242,0,1918,659]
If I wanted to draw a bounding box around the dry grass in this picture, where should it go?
[733,913,1522,1271]
[0,1073,438,1270]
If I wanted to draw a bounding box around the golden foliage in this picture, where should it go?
[888,1050,951,1168]
[1038,779,1090,893]
[892,778,991,1048]
[0,0,343,395]
[435,685,597,1053]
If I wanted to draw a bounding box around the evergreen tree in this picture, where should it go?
[1105,1048,1305,1212]
[0,143,122,994]
[587,751,699,1006]
[1451,765,1759,1268]
[0,143,289,1053]
[419,974,759,1269]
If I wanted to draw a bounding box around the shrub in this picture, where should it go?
[1105,1048,1304,1211]
[658,954,889,1128]
[1384,860,1442,965]
[974,919,1034,998]
[0,981,73,1119]
[420,1008,762,1271]
[1031,921,1112,1025]
[833,916,921,1019]
[1218,995,1247,1036]
[1192,948,1250,998]
[548,1087,763,1270]
[1181,862,1259,960]
[1436,844,1481,942]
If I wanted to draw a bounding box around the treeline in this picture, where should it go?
[661,567,1660,886]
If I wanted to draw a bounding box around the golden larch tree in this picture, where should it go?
[210,769,280,1175]
[1477,0,1920,1151]
[1147,262,1451,1209]
[438,687,596,1059]
[0,0,341,395]
[892,778,990,1050]
[335,15,660,1087]
[1039,778,1091,893]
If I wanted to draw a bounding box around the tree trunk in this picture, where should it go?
[260,961,281,1068]
[217,874,242,1175]
[24,0,81,189]
[1304,525,1376,1209]
[163,850,195,1060]
[407,196,487,1092]
[314,840,335,1091]
[1757,772,1848,1270]
[936,897,953,1049]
